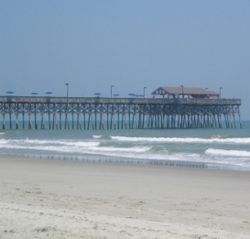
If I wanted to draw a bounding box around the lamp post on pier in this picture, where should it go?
[65,83,69,102]
[110,85,114,98]
[180,85,184,99]
[219,87,223,99]
[143,86,147,98]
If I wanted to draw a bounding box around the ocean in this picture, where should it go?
[1,121,250,171]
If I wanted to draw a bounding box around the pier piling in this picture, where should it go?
[0,96,241,130]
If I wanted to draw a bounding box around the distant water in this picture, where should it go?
[1,121,250,171]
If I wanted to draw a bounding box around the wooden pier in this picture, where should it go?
[0,96,241,130]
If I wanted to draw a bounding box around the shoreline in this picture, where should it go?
[1,156,250,238]
[2,153,250,172]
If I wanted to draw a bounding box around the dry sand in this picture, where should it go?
[0,156,250,239]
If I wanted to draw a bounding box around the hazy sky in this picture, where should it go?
[1,1,250,118]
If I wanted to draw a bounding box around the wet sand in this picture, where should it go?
[0,156,250,238]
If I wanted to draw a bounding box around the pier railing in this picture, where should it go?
[0,96,241,105]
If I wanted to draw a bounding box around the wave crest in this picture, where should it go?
[205,148,250,158]
[111,136,250,145]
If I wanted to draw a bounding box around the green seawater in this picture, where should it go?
[1,121,250,171]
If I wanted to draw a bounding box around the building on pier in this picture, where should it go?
[0,87,241,130]
[152,86,219,99]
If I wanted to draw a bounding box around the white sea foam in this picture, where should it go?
[0,138,99,147]
[63,141,100,147]
[111,136,250,145]
[92,146,151,153]
[0,138,150,154]
[205,148,250,158]
[1,137,250,170]
[92,135,102,139]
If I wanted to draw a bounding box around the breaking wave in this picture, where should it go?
[1,132,250,170]
[0,138,151,155]
[205,148,250,158]
[111,136,250,145]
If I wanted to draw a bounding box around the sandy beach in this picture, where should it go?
[0,156,250,239]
